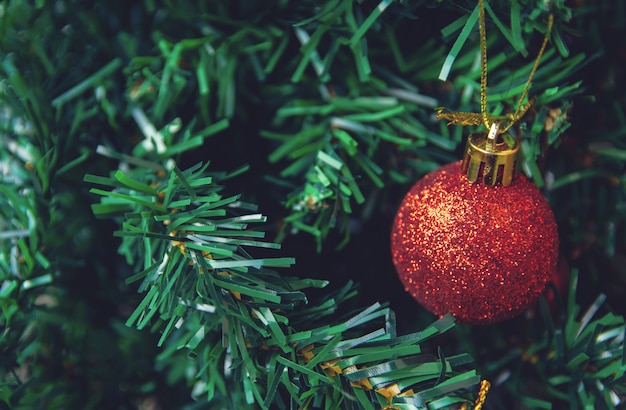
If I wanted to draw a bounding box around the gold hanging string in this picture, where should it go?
[459,379,491,410]
[436,0,553,134]
[509,13,553,132]
[478,0,490,130]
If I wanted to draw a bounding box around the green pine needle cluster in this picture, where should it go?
[84,153,479,408]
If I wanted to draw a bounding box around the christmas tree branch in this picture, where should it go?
[86,149,482,408]
[483,270,626,408]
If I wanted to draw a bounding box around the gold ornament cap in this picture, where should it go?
[461,121,519,187]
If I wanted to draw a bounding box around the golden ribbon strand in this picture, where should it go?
[459,379,491,410]
[511,13,554,127]
[478,0,490,130]
[473,379,491,410]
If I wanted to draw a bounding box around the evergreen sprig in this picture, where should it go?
[86,153,481,408]
[0,175,53,406]
[482,270,626,409]
[0,185,53,407]
[264,89,442,250]
[537,270,626,408]
[1,41,64,404]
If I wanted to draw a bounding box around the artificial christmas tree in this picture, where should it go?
[1,1,625,409]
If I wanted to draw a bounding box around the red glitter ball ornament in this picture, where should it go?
[391,160,559,325]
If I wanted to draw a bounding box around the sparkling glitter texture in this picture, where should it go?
[391,161,559,325]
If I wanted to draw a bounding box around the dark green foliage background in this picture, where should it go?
[1,0,625,409]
